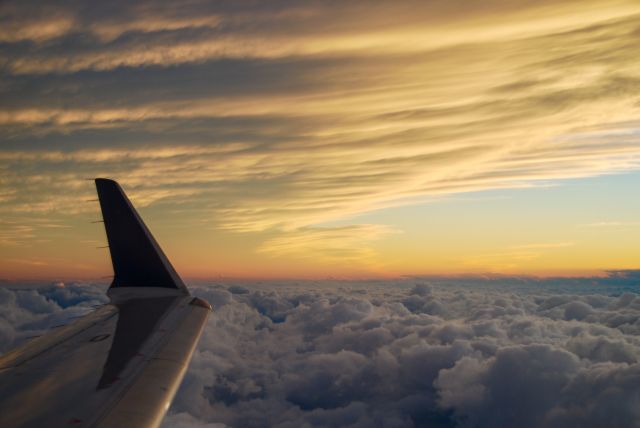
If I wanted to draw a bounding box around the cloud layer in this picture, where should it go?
[2,0,640,275]
[2,278,639,427]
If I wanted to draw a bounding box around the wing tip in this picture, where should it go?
[94,178,188,293]
[95,177,118,187]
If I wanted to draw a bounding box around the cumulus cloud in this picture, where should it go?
[0,282,107,352]
[2,277,640,426]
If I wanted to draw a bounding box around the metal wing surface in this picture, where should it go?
[0,179,211,428]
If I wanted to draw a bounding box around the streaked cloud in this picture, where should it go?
[509,242,575,250]
[1,0,640,277]
[578,221,640,228]
[258,225,398,269]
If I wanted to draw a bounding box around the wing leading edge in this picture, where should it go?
[0,179,211,428]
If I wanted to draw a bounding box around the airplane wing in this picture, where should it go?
[0,178,211,428]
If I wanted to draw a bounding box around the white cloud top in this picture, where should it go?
[2,278,639,427]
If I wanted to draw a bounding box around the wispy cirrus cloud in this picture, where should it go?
[257,224,399,268]
[1,0,640,275]
[578,221,640,228]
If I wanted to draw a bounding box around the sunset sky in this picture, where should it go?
[2,0,640,280]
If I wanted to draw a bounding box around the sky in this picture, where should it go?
[2,0,640,280]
